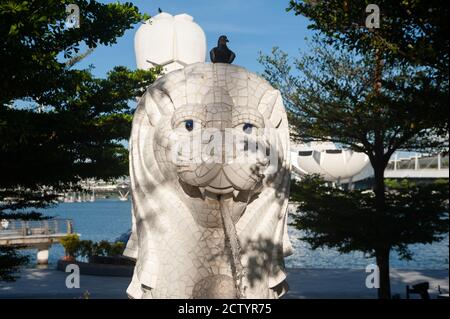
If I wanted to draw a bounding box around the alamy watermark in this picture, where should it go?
[365,264,380,289]
[168,127,281,174]
[366,4,380,29]
[65,263,80,288]
[66,4,80,29]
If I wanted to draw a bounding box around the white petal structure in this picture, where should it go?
[291,142,370,183]
[135,12,207,73]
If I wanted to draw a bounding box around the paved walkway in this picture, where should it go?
[0,268,447,299]
[285,268,448,299]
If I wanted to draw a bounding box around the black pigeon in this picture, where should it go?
[210,35,236,64]
[158,7,162,13]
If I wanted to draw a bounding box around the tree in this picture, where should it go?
[287,0,448,81]
[0,0,160,281]
[290,175,449,294]
[260,1,448,298]
[0,247,29,282]
[1,0,149,105]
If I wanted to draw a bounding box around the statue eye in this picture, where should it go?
[185,119,194,132]
[243,123,253,134]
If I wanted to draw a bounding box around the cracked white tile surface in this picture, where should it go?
[125,63,292,299]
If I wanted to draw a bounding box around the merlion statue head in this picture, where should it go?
[125,63,292,299]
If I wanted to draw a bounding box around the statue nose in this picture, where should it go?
[201,128,227,164]
[200,128,266,166]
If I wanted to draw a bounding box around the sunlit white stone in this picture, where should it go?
[125,63,292,299]
[134,13,207,73]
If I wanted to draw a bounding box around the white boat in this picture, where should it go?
[89,190,95,202]
[118,190,129,201]
[63,193,75,203]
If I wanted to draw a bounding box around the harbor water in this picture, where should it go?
[23,199,449,269]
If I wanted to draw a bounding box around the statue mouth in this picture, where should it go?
[177,164,264,203]
[201,185,236,197]
[202,188,232,203]
[178,179,251,228]
[196,185,252,203]
[179,180,255,203]
[176,160,265,228]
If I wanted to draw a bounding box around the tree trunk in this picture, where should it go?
[373,160,386,213]
[372,142,390,299]
[375,247,391,299]
[372,161,391,299]
[371,45,391,299]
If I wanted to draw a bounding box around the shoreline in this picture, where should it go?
[0,267,447,299]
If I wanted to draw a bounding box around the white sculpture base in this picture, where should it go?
[36,245,50,265]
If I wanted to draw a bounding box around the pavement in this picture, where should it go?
[0,267,447,299]
[285,268,448,299]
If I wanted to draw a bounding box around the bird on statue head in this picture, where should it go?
[210,35,236,64]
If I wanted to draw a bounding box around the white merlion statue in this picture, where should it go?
[125,12,292,299]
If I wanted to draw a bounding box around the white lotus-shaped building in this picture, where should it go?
[291,142,370,183]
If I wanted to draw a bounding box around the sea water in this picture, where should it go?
[23,199,449,269]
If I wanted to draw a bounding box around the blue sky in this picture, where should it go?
[75,0,313,77]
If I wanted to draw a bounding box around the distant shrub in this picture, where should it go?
[60,234,80,258]
[59,235,126,261]
[109,241,126,256]
[81,240,126,258]
[78,240,94,259]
